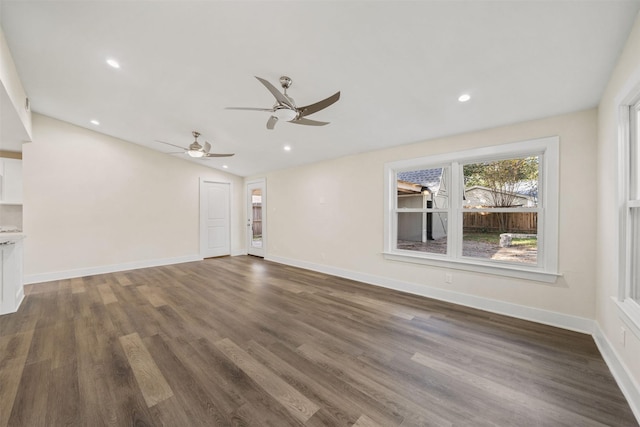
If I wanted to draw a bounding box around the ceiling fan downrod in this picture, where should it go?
[279,76,292,95]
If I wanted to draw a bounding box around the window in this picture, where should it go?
[384,137,559,282]
[630,102,640,305]
[618,99,640,334]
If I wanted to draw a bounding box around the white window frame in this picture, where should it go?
[383,136,560,283]
[616,92,640,339]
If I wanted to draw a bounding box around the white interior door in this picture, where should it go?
[247,179,266,257]
[200,181,231,258]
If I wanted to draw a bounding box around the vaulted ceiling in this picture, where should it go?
[1,1,638,176]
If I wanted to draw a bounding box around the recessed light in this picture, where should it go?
[106,58,120,69]
[90,119,100,125]
[222,165,228,169]
[284,145,291,151]
[458,93,471,103]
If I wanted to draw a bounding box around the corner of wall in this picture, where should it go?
[593,323,640,423]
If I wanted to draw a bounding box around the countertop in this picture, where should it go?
[0,232,25,243]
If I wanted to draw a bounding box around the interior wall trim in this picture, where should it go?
[266,255,593,333]
[593,324,640,424]
[24,254,202,284]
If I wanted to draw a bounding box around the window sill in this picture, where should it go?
[614,297,640,340]
[383,251,561,283]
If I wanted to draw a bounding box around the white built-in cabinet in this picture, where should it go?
[0,158,22,204]
[0,237,23,315]
[0,27,29,316]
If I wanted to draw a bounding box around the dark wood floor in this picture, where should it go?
[0,256,637,426]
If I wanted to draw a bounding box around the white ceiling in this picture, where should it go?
[1,1,638,176]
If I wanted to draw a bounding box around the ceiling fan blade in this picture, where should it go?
[203,141,211,153]
[225,107,274,112]
[155,140,188,150]
[266,116,278,129]
[255,76,296,109]
[203,153,235,158]
[291,117,330,126]
[298,91,341,118]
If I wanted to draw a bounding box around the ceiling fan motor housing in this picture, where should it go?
[189,141,203,151]
[273,105,298,122]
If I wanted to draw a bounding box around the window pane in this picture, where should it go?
[463,156,539,209]
[631,207,640,303]
[397,212,448,254]
[631,108,640,199]
[397,167,448,209]
[462,212,537,265]
[629,106,640,303]
[251,188,262,249]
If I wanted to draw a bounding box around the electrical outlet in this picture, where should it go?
[445,273,453,284]
[621,326,627,347]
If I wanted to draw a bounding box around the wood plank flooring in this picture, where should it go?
[0,256,637,426]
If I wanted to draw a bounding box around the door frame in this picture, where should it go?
[246,178,266,257]
[199,178,232,259]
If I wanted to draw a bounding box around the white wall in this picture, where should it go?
[0,26,31,139]
[23,114,244,282]
[597,12,640,402]
[258,108,598,322]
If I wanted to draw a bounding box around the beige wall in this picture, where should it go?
[597,14,640,389]
[259,108,598,320]
[23,114,244,280]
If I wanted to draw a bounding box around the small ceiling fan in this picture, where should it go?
[227,76,340,129]
[155,131,234,158]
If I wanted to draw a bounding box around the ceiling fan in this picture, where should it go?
[227,76,340,129]
[155,131,234,158]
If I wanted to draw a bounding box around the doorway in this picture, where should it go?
[200,180,231,258]
[247,179,266,257]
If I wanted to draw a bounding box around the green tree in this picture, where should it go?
[463,157,538,231]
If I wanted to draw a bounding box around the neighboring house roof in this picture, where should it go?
[512,180,538,198]
[397,168,443,192]
[464,185,537,207]
[396,170,537,203]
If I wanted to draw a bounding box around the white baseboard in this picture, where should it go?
[15,286,24,310]
[2,287,25,315]
[266,255,594,334]
[593,325,640,424]
[24,254,203,284]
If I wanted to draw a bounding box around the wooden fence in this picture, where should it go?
[463,212,537,234]
[252,206,262,236]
